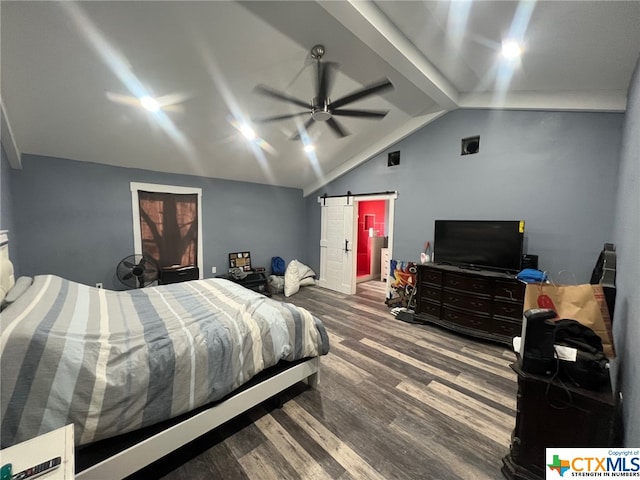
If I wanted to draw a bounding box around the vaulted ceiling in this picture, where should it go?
[2,1,639,195]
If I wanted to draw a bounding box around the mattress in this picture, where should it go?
[0,275,329,447]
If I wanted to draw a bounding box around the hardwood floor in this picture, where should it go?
[133,281,518,480]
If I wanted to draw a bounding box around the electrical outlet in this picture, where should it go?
[96,283,103,289]
[211,267,217,274]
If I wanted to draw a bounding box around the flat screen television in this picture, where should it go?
[433,220,524,273]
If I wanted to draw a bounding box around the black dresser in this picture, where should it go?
[415,264,525,345]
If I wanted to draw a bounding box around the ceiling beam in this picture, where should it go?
[318,0,459,111]
[459,91,628,113]
[0,99,22,170]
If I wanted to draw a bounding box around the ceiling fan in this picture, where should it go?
[252,45,394,140]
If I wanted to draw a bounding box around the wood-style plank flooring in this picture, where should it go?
[133,281,518,480]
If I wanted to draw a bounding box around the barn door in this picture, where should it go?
[318,197,356,294]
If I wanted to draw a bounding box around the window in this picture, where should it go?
[131,183,203,276]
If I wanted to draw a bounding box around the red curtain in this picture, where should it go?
[138,191,198,268]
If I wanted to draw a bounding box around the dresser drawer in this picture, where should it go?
[442,306,490,332]
[493,299,524,320]
[442,290,492,315]
[495,279,525,301]
[444,273,492,296]
[490,318,522,338]
[420,284,442,302]
[420,267,443,285]
[418,300,441,318]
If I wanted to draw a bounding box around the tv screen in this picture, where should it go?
[433,220,524,273]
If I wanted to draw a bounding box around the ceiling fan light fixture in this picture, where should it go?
[240,124,256,140]
[304,144,315,153]
[311,109,331,122]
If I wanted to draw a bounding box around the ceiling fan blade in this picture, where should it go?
[156,92,190,106]
[326,118,350,138]
[123,261,135,268]
[332,109,389,118]
[289,116,316,141]
[254,84,309,109]
[122,272,134,281]
[317,61,337,102]
[252,112,309,124]
[105,91,140,107]
[163,104,184,113]
[330,78,394,110]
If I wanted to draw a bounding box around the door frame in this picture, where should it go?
[318,192,397,297]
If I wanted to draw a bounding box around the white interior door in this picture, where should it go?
[318,197,356,294]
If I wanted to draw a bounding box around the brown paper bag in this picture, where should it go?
[523,283,615,358]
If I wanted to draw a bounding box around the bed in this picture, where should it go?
[0,234,329,477]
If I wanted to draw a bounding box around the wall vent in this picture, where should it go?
[387,151,400,167]
[461,136,480,155]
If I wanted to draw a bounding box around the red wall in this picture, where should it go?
[357,200,386,276]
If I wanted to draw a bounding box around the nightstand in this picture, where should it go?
[217,271,271,297]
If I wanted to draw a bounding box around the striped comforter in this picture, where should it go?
[0,275,329,447]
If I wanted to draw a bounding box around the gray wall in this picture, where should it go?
[305,109,623,283]
[611,55,640,446]
[0,145,18,273]
[11,154,305,290]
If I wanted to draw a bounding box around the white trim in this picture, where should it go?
[76,357,320,479]
[130,182,203,278]
[0,99,22,169]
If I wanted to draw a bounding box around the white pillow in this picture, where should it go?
[297,262,317,280]
[0,237,15,304]
[4,276,33,304]
[299,276,316,287]
[284,260,300,297]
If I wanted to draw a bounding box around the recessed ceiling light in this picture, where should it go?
[304,144,315,153]
[501,40,522,59]
[240,124,256,140]
[139,96,160,112]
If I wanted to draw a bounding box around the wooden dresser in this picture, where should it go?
[415,264,525,345]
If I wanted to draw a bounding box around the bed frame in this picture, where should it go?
[76,356,320,479]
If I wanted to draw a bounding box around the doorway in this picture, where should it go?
[318,192,396,296]
[356,200,387,283]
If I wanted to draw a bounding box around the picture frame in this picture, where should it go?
[229,252,251,271]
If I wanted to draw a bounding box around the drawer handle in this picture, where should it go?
[472,283,484,290]
[470,301,484,308]
[469,319,482,326]
[449,280,459,286]
[501,307,516,314]
[502,289,515,300]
